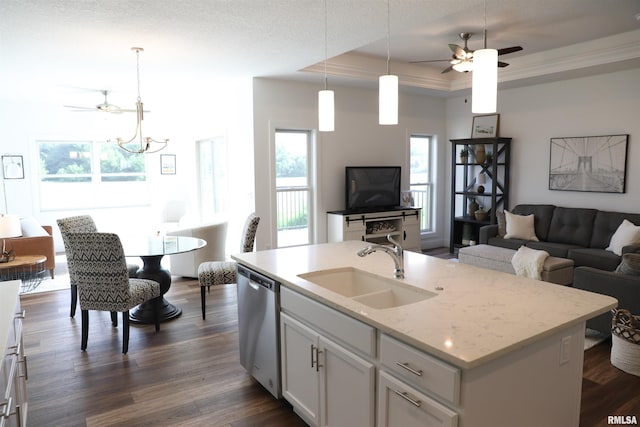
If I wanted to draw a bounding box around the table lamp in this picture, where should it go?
[0,214,21,238]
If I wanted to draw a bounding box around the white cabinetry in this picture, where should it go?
[1,281,27,427]
[280,288,375,427]
[327,208,421,252]
[378,334,459,427]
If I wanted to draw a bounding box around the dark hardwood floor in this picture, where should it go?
[20,251,640,426]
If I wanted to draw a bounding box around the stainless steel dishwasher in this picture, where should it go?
[236,264,281,398]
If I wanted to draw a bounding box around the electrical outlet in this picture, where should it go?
[560,336,571,365]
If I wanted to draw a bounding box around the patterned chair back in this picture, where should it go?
[57,215,98,284]
[240,213,260,253]
[65,232,132,312]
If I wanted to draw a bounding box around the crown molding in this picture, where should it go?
[303,29,640,95]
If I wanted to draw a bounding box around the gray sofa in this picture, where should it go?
[479,204,640,334]
[479,204,640,271]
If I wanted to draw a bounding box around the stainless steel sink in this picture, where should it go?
[298,267,436,309]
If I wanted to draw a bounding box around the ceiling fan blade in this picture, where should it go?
[63,105,94,110]
[441,65,455,74]
[449,44,465,58]
[409,59,451,64]
[498,61,510,68]
[497,46,523,56]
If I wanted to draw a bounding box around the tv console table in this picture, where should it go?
[327,207,421,252]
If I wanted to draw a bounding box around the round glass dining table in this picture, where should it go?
[121,235,206,323]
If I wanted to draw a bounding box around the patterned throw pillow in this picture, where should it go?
[615,253,640,276]
[496,210,506,237]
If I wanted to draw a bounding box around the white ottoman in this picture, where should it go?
[458,244,574,285]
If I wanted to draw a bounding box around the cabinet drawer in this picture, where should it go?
[281,287,376,358]
[380,334,460,405]
[378,370,458,427]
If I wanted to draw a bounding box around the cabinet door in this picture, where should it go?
[280,313,320,426]
[319,337,375,427]
[377,371,458,427]
[402,216,421,252]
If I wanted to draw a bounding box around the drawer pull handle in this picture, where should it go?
[310,344,315,369]
[394,390,422,407]
[396,361,423,376]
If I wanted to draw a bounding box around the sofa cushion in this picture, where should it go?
[504,211,538,241]
[547,207,597,247]
[526,241,582,258]
[606,219,640,256]
[568,248,621,271]
[20,217,48,237]
[590,211,640,249]
[615,253,640,276]
[487,236,529,250]
[511,204,556,241]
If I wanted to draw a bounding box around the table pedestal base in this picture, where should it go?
[129,254,182,324]
[129,297,182,324]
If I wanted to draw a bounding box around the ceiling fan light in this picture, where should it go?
[452,61,473,72]
[379,74,398,125]
[472,48,497,113]
[318,89,334,132]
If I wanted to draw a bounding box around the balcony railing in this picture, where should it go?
[276,187,309,246]
[409,184,433,232]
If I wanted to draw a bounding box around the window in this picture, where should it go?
[38,140,148,210]
[274,129,313,247]
[409,135,434,232]
[196,137,228,220]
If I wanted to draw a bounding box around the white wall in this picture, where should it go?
[252,77,447,251]
[0,79,254,252]
[446,67,640,245]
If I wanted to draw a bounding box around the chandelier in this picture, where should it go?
[113,47,168,154]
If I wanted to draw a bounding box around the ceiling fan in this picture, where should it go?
[64,90,138,113]
[411,32,523,74]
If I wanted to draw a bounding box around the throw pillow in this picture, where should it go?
[615,253,640,276]
[496,210,506,237]
[20,217,48,237]
[504,210,539,241]
[606,219,640,256]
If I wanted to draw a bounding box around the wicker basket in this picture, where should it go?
[611,309,640,376]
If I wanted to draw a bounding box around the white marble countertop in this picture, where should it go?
[232,241,617,369]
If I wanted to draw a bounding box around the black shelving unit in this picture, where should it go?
[449,137,511,253]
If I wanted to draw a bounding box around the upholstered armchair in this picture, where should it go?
[66,232,161,354]
[197,213,259,319]
[166,221,228,278]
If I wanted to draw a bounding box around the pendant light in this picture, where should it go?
[318,0,334,132]
[472,0,498,114]
[113,47,168,154]
[379,0,398,125]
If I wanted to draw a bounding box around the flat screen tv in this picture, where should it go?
[345,166,401,211]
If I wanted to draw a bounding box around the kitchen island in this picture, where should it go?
[233,241,617,427]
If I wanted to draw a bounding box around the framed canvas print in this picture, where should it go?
[2,155,24,179]
[549,134,628,193]
[471,114,499,138]
[160,154,176,175]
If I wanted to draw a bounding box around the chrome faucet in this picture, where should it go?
[356,235,404,279]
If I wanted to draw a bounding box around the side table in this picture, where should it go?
[0,255,48,293]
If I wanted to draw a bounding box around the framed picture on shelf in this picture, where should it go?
[2,155,24,179]
[471,114,500,138]
[549,134,628,193]
[160,154,176,175]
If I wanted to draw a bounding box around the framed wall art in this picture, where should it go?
[2,155,24,179]
[160,154,176,175]
[549,134,628,193]
[471,114,499,138]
